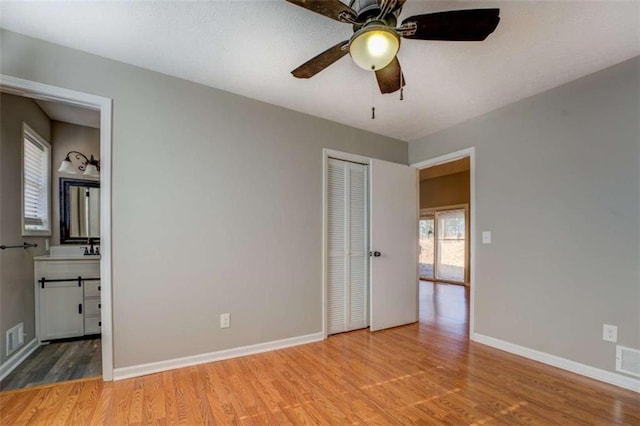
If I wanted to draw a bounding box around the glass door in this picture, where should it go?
[435,209,466,283]
[418,216,434,280]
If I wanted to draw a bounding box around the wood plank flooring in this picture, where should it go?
[1,282,638,424]
[0,338,101,392]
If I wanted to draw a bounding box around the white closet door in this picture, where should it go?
[327,159,347,334]
[327,158,368,335]
[348,163,368,330]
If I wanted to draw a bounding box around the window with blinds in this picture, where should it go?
[22,123,51,236]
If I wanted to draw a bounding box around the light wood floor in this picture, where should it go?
[0,338,101,392]
[1,282,638,424]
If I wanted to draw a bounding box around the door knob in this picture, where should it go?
[369,251,381,257]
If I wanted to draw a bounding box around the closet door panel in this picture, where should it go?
[327,159,347,333]
[348,163,368,330]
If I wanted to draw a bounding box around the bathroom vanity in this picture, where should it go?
[34,252,101,341]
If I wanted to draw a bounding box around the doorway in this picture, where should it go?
[0,74,113,387]
[412,148,476,335]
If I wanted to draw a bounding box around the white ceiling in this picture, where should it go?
[1,1,638,142]
[35,99,101,128]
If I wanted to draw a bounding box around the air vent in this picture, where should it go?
[616,345,640,378]
[6,322,25,356]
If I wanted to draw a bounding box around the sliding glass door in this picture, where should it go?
[419,207,467,284]
[435,209,466,283]
[418,216,434,280]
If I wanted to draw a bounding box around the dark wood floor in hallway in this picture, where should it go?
[0,338,101,392]
[1,281,638,424]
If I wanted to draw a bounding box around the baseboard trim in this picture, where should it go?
[0,338,40,381]
[472,333,640,393]
[113,332,324,381]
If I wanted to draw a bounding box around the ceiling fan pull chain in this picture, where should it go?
[399,51,404,101]
[371,67,376,120]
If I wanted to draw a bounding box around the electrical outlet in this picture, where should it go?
[220,313,230,329]
[603,324,617,342]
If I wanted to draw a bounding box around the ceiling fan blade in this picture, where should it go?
[402,9,500,41]
[292,40,349,79]
[286,0,357,23]
[375,57,405,94]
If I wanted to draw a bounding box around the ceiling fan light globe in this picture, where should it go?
[349,27,400,71]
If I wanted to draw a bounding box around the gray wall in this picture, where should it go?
[51,121,100,245]
[1,30,407,368]
[0,93,49,365]
[410,57,640,376]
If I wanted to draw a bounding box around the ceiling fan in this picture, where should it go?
[286,0,500,94]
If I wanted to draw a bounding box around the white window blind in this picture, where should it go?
[22,124,51,235]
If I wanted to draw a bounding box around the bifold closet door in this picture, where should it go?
[327,158,368,335]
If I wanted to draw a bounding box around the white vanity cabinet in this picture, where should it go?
[34,256,101,341]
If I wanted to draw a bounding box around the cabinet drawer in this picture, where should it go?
[84,298,101,316]
[84,280,101,298]
[38,261,99,280]
[84,316,101,335]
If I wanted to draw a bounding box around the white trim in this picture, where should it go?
[113,332,324,381]
[0,338,40,381]
[324,149,371,166]
[322,152,328,338]
[1,74,114,381]
[411,147,476,335]
[473,333,640,393]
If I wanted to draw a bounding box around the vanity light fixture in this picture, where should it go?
[58,151,100,178]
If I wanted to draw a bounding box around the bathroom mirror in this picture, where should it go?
[60,178,100,244]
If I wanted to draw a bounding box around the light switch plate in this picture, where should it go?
[482,231,492,244]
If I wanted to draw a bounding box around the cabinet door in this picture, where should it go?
[40,282,84,340]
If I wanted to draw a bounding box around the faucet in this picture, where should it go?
[85,238,96,255]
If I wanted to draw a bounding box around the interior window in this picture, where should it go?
[22,123,51,236]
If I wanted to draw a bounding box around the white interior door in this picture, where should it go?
[370,159,418,331]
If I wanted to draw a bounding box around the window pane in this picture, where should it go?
[419,218,434,279]
[436,209,465,283]
[22,125,50,235]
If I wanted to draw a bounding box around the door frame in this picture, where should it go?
[1,74,114,381]
[412,147,476,336]
[322,149,372,338]
[420,204,470,285]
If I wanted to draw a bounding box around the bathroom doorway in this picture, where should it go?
[0,75,113,390]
